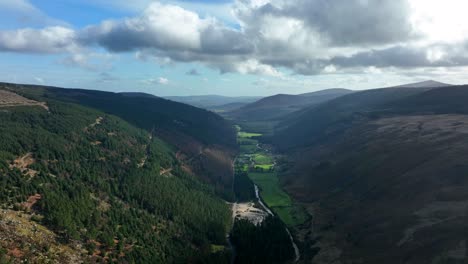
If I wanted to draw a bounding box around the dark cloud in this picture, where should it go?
[288,0,416,46]
[330,44,468,68]
[97,72,119,82]
[235,0,416,47]
[186,69,200,75]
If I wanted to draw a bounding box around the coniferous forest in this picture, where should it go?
[0,84,234,263]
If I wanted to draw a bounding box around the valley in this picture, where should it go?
[2,0,468,262]
[2,80,468,263]
[230,126,309,262]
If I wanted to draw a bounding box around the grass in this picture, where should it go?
[236,125,309,227]
[273,206,309,227]
[211,245,226,253]
[254,164,274,170]
[238,137,258,145]
[240,144,258,153]
[238,131,262,138]
[249,172,291,207]
[249,172,308,227]
[252,153,274,165]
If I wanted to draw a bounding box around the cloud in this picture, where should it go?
[60,52,115,71]
[329,44,468,69]
[97,72,119,82]
[34,77,44,84]
[142,77,170,85]
[1,0,468,78]
[250,0,416,46]
[158,77,169,85]
[0,26,76,53]
[231,59,283,77]
[0,0,68,27]
[79,2,253,55]
[186,69,200,75]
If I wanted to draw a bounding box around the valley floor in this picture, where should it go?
[232,126,309,262]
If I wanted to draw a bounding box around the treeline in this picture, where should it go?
[233,169,255,202]
[230,216,294,263]
[0,98,232,262]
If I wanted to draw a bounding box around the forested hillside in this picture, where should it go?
[4,83,238,199]
[0,84,235,263]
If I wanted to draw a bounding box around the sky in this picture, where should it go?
[1,0,468,96]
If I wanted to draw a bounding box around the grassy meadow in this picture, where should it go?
[236,126,309,227]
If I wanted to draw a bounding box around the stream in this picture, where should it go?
[254,184,301,262]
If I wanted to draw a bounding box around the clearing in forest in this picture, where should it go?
[0,89,48,111]
[9,152,38,178]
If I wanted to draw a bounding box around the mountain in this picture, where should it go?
[208,102,251,113]
[0,82,237,263]
[119,92,159,98]
[165,95,262,109]
[227,88,354,122]
[392,80,453,88]
[271,84,468,263]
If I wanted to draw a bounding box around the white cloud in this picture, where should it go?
[142,77,170,85]
[0,26,76,53]
[34,77,44,84]
[233,59,283,77]
[158,77,169,85]
[2,0,468,79]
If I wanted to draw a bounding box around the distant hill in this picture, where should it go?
[208,102,251,113]
[274,87,427,149]
[165,95,262,109]
[119,92,159,98]
[227,88,353,122]
[274,81,455,149]
[392,80,453,88]
[271,84,468,263]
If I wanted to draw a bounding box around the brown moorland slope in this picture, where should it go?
[274,85,468,263]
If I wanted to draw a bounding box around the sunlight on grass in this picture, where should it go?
[238,131,262,138]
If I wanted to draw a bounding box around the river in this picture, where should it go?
[254,184,300,262]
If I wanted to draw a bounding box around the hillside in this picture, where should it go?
[165,95,262,109]
[227,89,353,122]
[392,80,453,88]
[271,85,468,263]
[6,83,237,199]
[274,87,432,149]
[0,83,236,263]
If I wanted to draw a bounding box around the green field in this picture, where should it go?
[238,131,262,138]
[249,172,291,207]
[254,164,274,170]
[240,144,258,153]
[273,206,309,227]
[236,126,309,227]
[249,172,308,226]
[252,153,274,165]
[211,245,226,253]
[238,137,258,145]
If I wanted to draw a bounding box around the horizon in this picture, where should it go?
[1,79,458,98]
[1,1,468,96]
